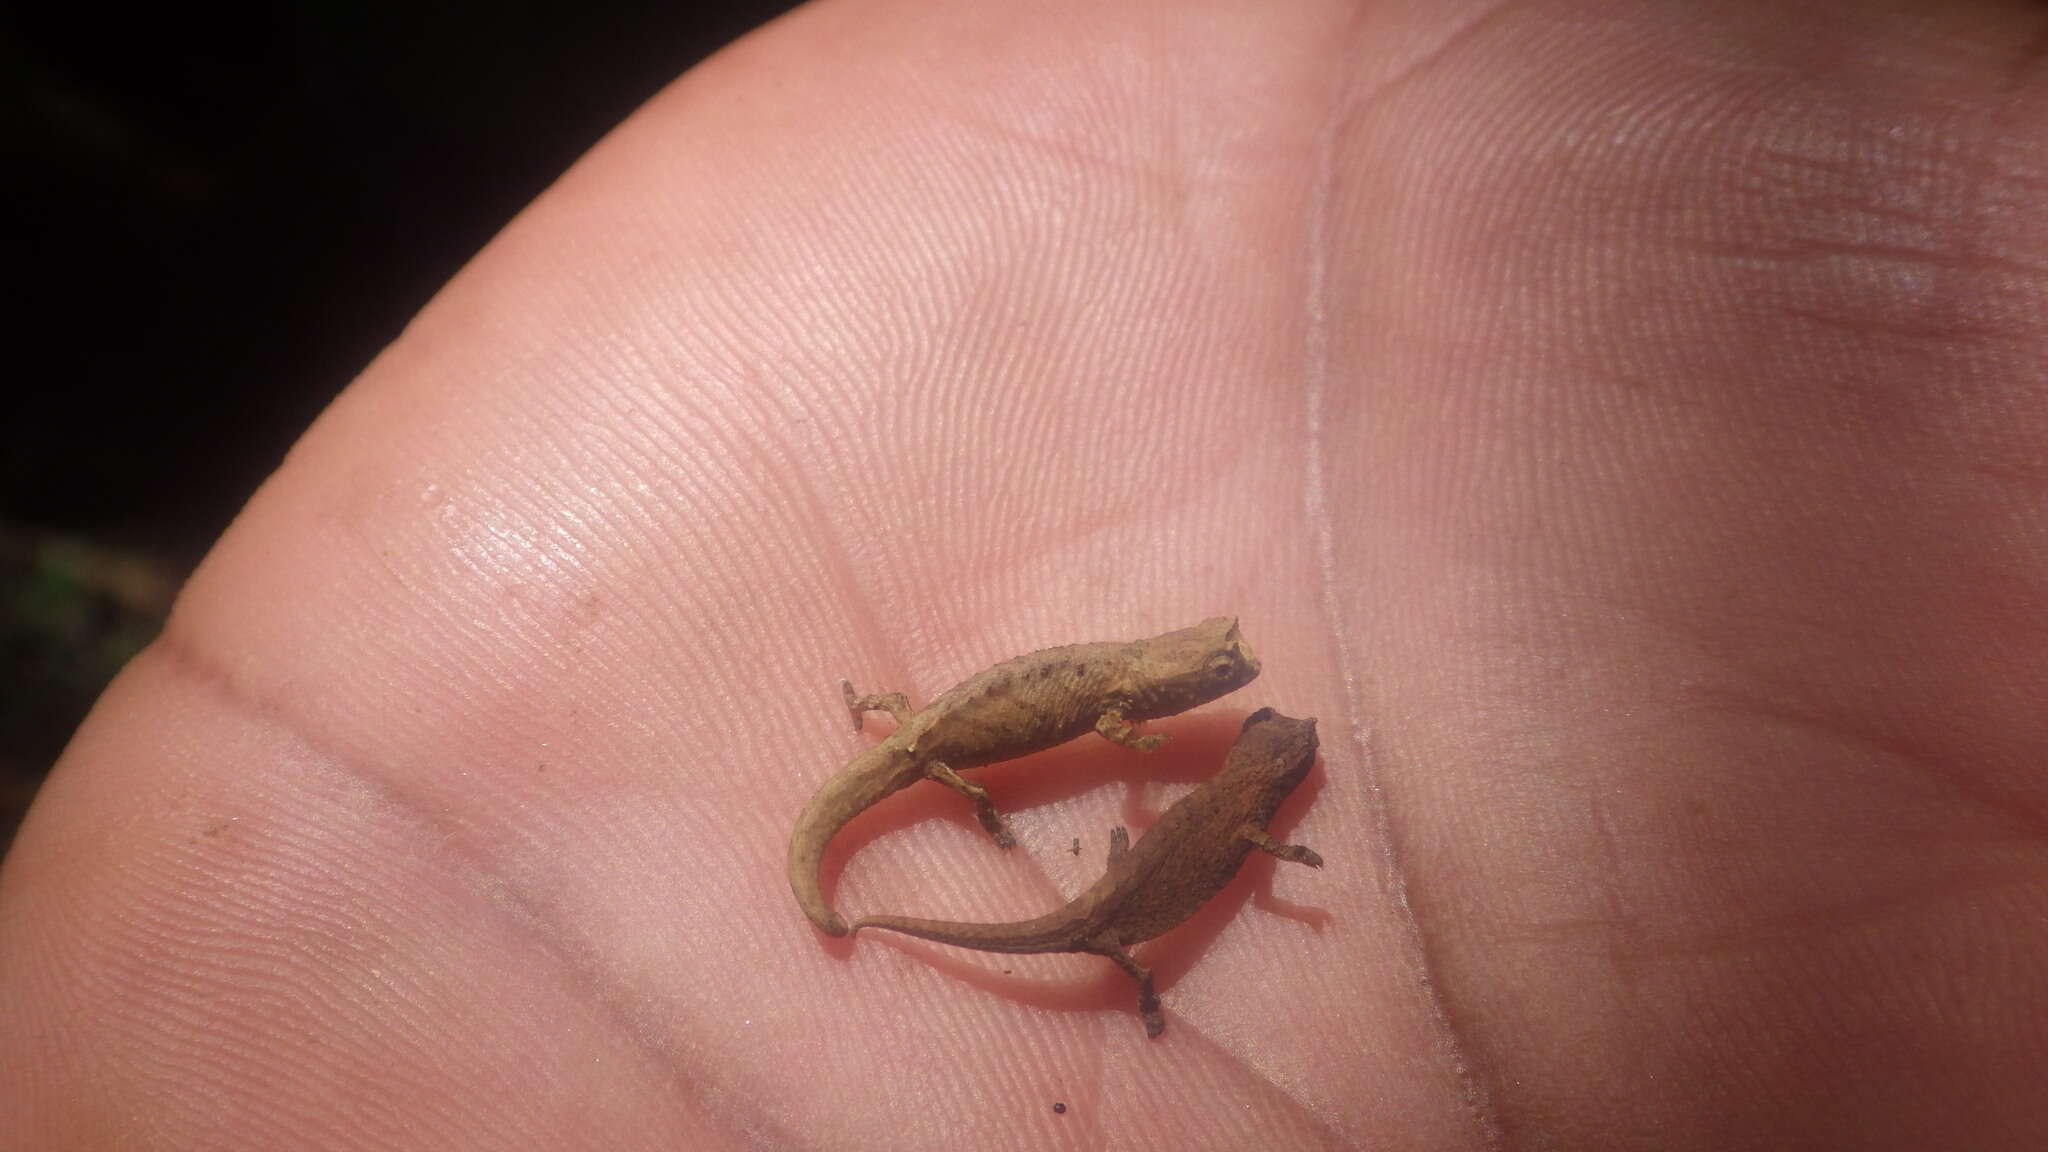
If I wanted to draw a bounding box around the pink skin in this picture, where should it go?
[6,2,2048,1149]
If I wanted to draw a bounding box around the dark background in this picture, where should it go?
[3,1,802,853]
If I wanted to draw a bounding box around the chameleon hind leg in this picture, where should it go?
[925,759,1016,848]
[841,679,913,731]
[1097,943,1163,1038]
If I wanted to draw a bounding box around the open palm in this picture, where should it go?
[7,2,2047,1148]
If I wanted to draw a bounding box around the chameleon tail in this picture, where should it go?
[849,910,1080,955]
[788,749,919,937]
[787,809,851,937]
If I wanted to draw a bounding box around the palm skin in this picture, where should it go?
[5,1,2046,1148]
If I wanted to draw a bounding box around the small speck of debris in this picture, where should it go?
[1052,1102,1066,1115]
[1071,837,1081,855]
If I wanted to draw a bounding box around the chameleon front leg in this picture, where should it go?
[1107,825,1130,867]
[1097,943,1164,1038]
[924,759,1016,848]
[841,679,914,731]
[1240,825,1323,868]
[1095,707,1166,752]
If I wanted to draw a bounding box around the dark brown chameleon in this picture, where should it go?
[852,707,1322,1037]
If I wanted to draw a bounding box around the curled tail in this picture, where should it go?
[788,747,917,937]
[787,813,850,937]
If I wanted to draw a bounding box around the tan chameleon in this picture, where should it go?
[788,618,1260,936]
[852,707,1323,1037]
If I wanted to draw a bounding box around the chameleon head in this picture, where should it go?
[1234,706,1319,792]
[1125,616,1260,716]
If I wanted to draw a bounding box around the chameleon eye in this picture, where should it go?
[1208,654,1238,678]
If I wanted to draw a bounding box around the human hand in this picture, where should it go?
[6,3,2045,1148]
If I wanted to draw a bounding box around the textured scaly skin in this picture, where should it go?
[788,618,1260,936]
[851,708,1322,1037]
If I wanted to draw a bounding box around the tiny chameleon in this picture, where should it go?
[851,707,1323,1038]
[787,618,1260,937]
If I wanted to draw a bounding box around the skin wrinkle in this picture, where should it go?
[1301,14,1509,1149]
[1475,815,2048,969]
[819,457,1237,614]
[1682,682,2048,842]
[1679,236,2048,283]
[1581,784,1654,991]
[1175,1022,1354,1148]
[1742,103,2042,353]
[949,103,1203,190]
[775,419,921,701]
[768,351,983,650]
[1335,0,1525,128]
[639,362,919,666]
[1780,299,2008,343]
[138,622,802,1150]
[1631,855,2048,970]
[1951,85,2044,347]
[2011,20,2048,89]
